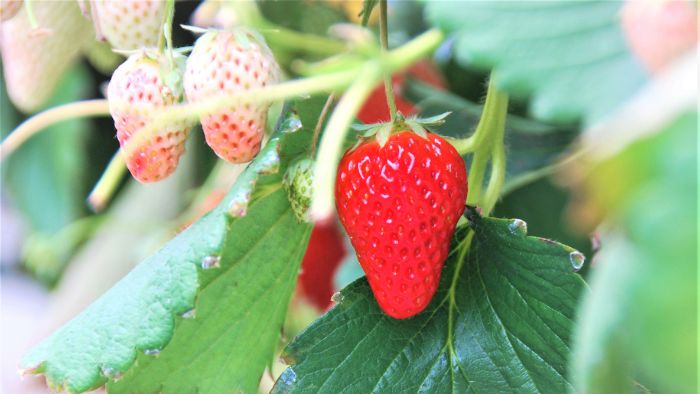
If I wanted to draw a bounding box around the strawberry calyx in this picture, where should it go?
[350,111,451,148]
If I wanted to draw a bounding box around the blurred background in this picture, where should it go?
[1,0,697,392]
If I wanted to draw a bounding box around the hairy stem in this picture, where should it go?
[482,142,506,216]
[464,76,509,209]
[449,77,508,155]
[0,99,110,160]
[379,0,398,122]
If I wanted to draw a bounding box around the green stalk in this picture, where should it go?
[310,64,382,220]
[0,99,110,160]
[464,76,509,210]
[161,0,176,69]
[24,0,39,29]
[449,77,508,155]
[87,152,127,212]
[261,26,346,57]
[379,0,398,122]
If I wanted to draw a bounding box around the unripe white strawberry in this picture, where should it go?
[108,50,191,183]
[0,0,22,22]
[184,29,281,163]
[91,0,165,50]
[1,1,92,112]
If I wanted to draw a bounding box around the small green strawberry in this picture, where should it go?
[284,158,314,222]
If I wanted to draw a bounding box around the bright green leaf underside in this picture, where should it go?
[425,0,648,125]
[21,98,327,393]
[274,213,586,392]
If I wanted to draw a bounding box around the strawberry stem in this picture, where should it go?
[261,25,346,57]
[378,0,399,123]
[311,95,335,157]
[311,65,383,221]
[446,230,475,358]
[87,152,127,212]
[0,99,110,161]
[464,76,509,215]
[160,0,176,69]
[24,0,39,29]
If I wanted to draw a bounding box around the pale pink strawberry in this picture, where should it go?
[108,50,191,183]
[184,29,281,163]
[1,1,92,112]
[0,0,22,22]
[621,0,698,73]
[91,0,165,50]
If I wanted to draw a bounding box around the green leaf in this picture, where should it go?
[571,112,697,393]
[425,0,648,125]
[274,210,586,392]
[2,64,91,233]
[20,98,328,393]
[404,81,579,185]
[494,177,593,274]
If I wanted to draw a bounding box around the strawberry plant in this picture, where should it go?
[1,0,696,393]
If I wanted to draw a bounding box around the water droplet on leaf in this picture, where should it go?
[144,348,161,356]
[181,308,196,319]
[569,251,585,271]
[201,255,221,269]
[508,219,527,236]
[331,292,344,304]
[101,366,123,380]
[280,369,297,385]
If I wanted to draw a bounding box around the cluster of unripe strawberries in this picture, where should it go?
[109,28,280,182]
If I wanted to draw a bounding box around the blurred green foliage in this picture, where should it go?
[571,112,698,393]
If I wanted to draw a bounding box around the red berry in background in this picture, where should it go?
[357,60,446,124]
[108,50,191,183]
[184,29,281,163]
[335,131,467,319]
[297,222,347,311]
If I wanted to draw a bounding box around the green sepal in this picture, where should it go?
[408,111,451,127]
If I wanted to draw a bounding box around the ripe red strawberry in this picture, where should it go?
[184,29,281,163]
[357,60,446,124]
[1,1,92,112]
[335,131,467,319]
[297,222,347,311]
[90,0,165,50]
[108,50,191,183]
